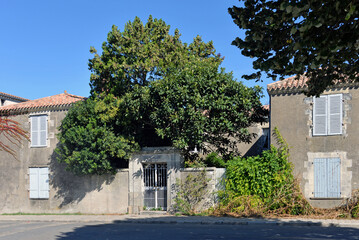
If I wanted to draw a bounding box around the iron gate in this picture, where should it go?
[143,163,167,210]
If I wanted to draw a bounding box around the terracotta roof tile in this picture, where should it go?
[0,92,85,113]
[0,92,29,102]
[267,75,309,92]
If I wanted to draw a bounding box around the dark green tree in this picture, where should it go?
[229,0,359,96]
[56,96,139,175]
[56,16,267,175]
[149,59,265,157]
[89,15,221,97]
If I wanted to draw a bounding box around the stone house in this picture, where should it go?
[268,76,357,208]
[0,92,225,214]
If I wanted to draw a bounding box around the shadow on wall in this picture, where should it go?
[49,144,115,209]
[243,131,269,157]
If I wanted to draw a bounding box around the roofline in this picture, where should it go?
[0,103,78,116]
[0,92,29,102]
[267,81,359,95]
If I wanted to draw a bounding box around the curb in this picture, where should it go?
[0,216,359,228]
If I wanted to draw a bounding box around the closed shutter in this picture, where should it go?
[327,158,341,198]
[313,96,328,136]
[29,168,39,198]
[29,167,49,199]
[30,115,47,147]
[314,158,327,197]
[314,158,341,198]
[328,94,342,135]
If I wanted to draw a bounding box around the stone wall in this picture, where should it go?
[270,87,359,208]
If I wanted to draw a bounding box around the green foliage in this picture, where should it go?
[56,97,139,175]
[224,145,292,199]
[173,170,209,215]
[57,15,267,174]
[229,0,359,96]
[217,127,313,215]
[149,59,267,157]
[204,152,226,168]
[89,15,221,97]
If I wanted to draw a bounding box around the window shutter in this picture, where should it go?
[39,116,47,146]
[327,158,341,198]
[38,168,49,198]
[314,158,327,198]
[30,115,47,147]
[31,116,39,146]
[29,168,39,198]
[328,94,342,135]
[313,96,328,136]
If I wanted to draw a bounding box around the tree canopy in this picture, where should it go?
[56,16,266,175]
[229,0,359,96]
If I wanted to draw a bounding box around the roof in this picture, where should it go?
[267,75,309,93]
[0,92,85,114]
[0,92,29,102]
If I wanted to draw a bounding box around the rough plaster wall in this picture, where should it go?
[179,168,225,211]
[270,87,359,208]
[0,111,129,214]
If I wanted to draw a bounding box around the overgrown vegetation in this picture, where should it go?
[212,127,313,217]
[56,15,266,175]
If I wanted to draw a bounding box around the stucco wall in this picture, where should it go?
[179,167,225,211]
[270,87,359,208]
[0,110,129,214]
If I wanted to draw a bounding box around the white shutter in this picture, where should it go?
[39,116,47,146]
[38,168,49,198]
[31,116,39,146]
[29,168,39,198]
[30,115,47,147]
[313,96,328,136]
[328,94,342,135]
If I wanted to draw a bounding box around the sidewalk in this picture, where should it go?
[1,214,359,228]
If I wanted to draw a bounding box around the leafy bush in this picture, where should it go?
[204,152,226,168]
[215,127,313,216]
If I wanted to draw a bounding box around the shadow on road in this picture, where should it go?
[55,216,359,240]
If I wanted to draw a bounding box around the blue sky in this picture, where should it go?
[1,0,272,104]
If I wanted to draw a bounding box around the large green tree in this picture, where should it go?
[229,0,359,96]
[89,15,221,97]
[56,16,266,175]
[149,59,265,157]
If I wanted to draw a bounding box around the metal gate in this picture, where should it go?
[143,163,167,210]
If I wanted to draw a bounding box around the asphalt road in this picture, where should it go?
[1,221,359,240]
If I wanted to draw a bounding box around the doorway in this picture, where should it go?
[143,163,167,210]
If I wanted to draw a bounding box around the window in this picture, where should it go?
[313,158,340,198]
[313,94,342,136]
[29,167,49,199]
[30,115,47,147]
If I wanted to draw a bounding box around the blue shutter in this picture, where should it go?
[327,158,341,198]
[314,158,341,198]
[314,158,327,197]
[313,96,328,136]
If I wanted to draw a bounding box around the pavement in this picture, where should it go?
[1,214,359,228]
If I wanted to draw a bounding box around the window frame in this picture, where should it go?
[313,94,342,136]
